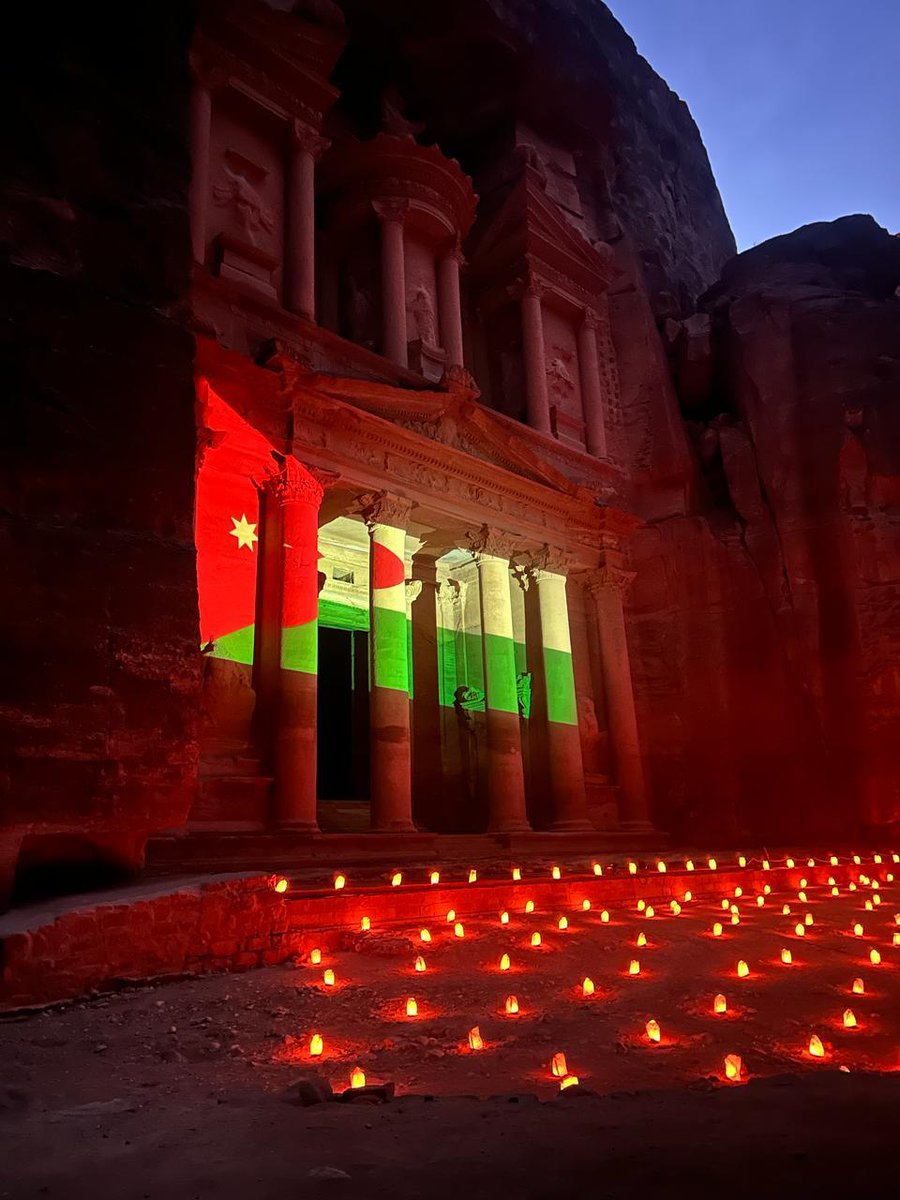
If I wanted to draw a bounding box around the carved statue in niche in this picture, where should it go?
[547,350,575,398]
[410,285,438,347]
[213,155,274,245]
[453,685,483,806]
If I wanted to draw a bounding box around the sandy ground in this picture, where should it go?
[2,878,898,1198]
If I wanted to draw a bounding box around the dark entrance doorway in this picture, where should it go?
[317,626,370,827]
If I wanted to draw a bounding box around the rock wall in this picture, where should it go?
[630,216,900,841]
[0,7,201,902]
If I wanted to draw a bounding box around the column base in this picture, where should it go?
[619,819,656,834]
[276,820,319,834]
[371,822,417,834]
[548,819,595,833]
[488,819,532,834]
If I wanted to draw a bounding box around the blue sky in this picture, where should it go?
[606,0,900,249]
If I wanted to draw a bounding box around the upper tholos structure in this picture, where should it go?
[2,0,899,908]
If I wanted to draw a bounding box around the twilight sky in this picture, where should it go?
[606,0,900,249]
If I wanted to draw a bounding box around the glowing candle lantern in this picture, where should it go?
[531,932,542,948]
[628,861,637,875]
[893,932,900,947]
[551,1052,568,1078]
[525,900,535,914]
[843,1008,857,1029]
[350,1066,366,1089]
[865,900,874,911]
[273,877,288,894]
[600,910,610,924]
[721,899,730,910]
[505,995,519,1015]
[593,863,603,876]
[849,883,857,892]
[310,948,322,966]
[874,853,882,864]
[420,929,432,943]
[853,923,864,937]
[582,899,592,911]
[309,1034,324,1057]
[468,1026,483,1051]
[637,930,648,947]
[894,854,899,864]
[832,887,840,896]
[712,922,723,937]
[782,904,792,916]
[827,876,836,886]
[582,977,595,997]
[657,860,667,873]
[714,993,727,1014]
[684,890,693,902]
[786,858,795,869]
[415,956,426,973]
[869,948,881,966]
[731,914,740,926]
[500,911,510,925]
[805,913,813,927]
[739,856,747,868]
[360,916,371,932]
[798,891,808,903]
[724,1054,743,1081]
[730,904,739,915]
[734,887,743,898]
[808,1034,825,1059]
[512,867,521,881]
[468,868,477,884]
[831,856,839,867]
[887,874,894,882]
[872,879,880,890]
[686,859,695,872]
[446,909,456,922]
[629,959,641,976]
[646,906,656,919]
[873,895,882,907]
[757,896,765,908]
[808,858,816,867]
[323,969,335,987]
[637,899,646,912]
[406,997,418,1017]
[781,948,793,964]
[391,872,402,887]
[799,878,808,889]
[737,960,749,978]
[500,953,510,972]
[764,885,772,895]
[708,858,717,870]
[853,855,861,866]
[762,859,770,871]
[852,977,865,995]
[646,1019,661,1044]
[552,865,561,880]
[671,900,682,916]
[430,870,440,885]
[454,922,465,939]
[334,874,346,890]
[559,1074,580,1091]
[794,924,805,937]
[558,916,568,931]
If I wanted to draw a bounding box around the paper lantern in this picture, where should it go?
[853,855,861,865]
[781,948,793,964]
[852,977,864,994]
[350,1066,366,1089]
[468,868,477,884]
[551,1052,568,1078]
[786,858,795,869]
[712,922,723,937]
[646,906,656,919]
[873,895,882,907]
[730,904,740,915]
[500,953,510,972]
[893,932,900,947]
[708,858,717,870]
[734,887,743,898]
[832,887,840,896]
[391,872,402,887]
[684,891,693,902]
[721,899,731,911]
[334,874,346,890]
[831,855,839,866]
[512,867,521,881]
[600,909,610,923]
[869,948,881,965]
[798,891,808,903]
[685,859,695,872]
[731,915,740,926]
[762,859,770,871]
[670,900,682,916]
[500,911,510,925]
[310,948,322,965]
[757,896,765,907]
[273,877,288,894]
[360,916,371,932]
[794,924,805,937]
[323,969,335,987]
[628,861,637,875]
[552,865,561,880]
[446,909,456,922]
[805,913,813,927]
[505,995,519,1015]
[629,959,641,976]
[637,900,646,912]
[558,916,568,931]
[737,960,749,978]
[724,1054,742,1081]
[763,885,772,894]
[782,904,792,916]
[406,997,418,1017]
[738,856,747,868]
[637,930,648,947]
[646,1019,661,1043]
[843,1008,857,1029]
[593,863,603,876]
[582,977,595,997]
[582,899,592,911]
[874,853,883,864]
[714,993,727,1014]
[525,900,535,914]
[454,922,465,939]
[849,883,857,892]
[559,1074,579,1091]
[657,860,667,873]
[531,932,542,948]
[309,1034,323,1057]
[808,1034,825,1058]
[420,928,432,943]
[799,877,808,889]
[430,870,440,885]
[415,956,426,973]
[853,923,864,937]
[865,900,874,911]
[468,1026,483,1051]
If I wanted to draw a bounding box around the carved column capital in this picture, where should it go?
[404,580,423,608]
[518,544,577,577]
[438,578,465,608]
[291,119,330,160]
[466,523,521,562]
[579,565,636,599]
[354,489,414,531]
[582,308,599,332]
[507,274,544,304]
[372,197,411,225]
[262,454,336,508]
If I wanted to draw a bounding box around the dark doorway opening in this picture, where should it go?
[317,627,370,827]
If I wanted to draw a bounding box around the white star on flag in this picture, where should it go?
[229,513,258,551]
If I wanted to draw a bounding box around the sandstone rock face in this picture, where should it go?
[631,216,900,840]
[0,9,201,901]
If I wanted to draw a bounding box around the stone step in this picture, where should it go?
[188,775,273,830]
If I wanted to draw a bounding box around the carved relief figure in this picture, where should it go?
[213,158,274,244]
[547,350,575,397]
[410,285,438,346]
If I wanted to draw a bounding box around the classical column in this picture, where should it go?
[528,560,590,830]
[265,457,327,831]
[410,557,444,825]
[250,483,284,757]
[584,565,651,829]
[468,527,529,832]
[361,491,415,831]
[437,245,465,367]
[517,277,552,435]
[374,199,410,367]
[286,121,329,322]
[188,61,213,265]
[578,310,608,459]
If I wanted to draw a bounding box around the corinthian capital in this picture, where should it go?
[262,454,334,508]
[580,565,636,598]
[372,197,410,225]
[354,490,414,531]
[466,523,521,562]
[291,119,330,160]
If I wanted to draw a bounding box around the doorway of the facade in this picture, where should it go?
[317,626,370,829]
